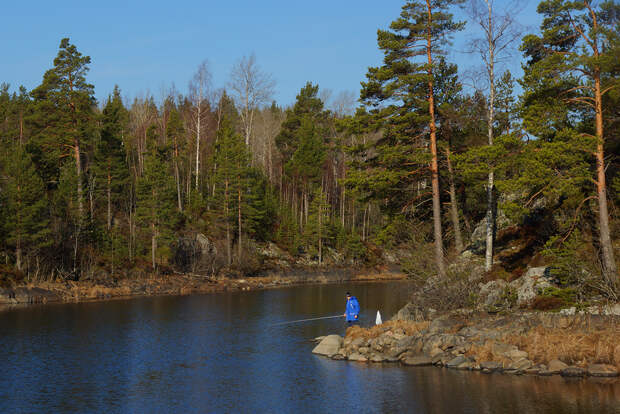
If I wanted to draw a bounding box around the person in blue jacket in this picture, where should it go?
[343,292,360,324]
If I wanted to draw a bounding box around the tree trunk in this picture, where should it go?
[352,200,356,233]
[485,0,496,272]
[187,155,192,206]
[238,177,242,261]
[297,191,302,230]
[151,187,157,270]
[446,146,463,253]
[341,188,345,227]
[279,164,283,198]
[366,204,372,240]
[341,160,346,227]
[362,204,368,241]
[74,140,84,219]
[267,133,273,182]
[594,69,618,288]
[73,224,79,273]
[128,201,133,262]
[107,167,112,230]
[318,189,322,265]
[174,137,182,211]
[304,190,309,226]
[89,176,94,219]
[195,105,201,191]
[16,184,23,271]
[16,242,22,272]
[225,179,231,266]
[485,171,494,271]
[425,0,445,277]
[151,222,157,270]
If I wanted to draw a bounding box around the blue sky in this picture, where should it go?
[1,0,541,107]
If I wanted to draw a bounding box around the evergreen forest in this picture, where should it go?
[1,0,618,301]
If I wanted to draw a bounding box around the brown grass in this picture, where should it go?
[465,341,512,366]
[466,341,495,362]
[352,272,407,281]
[345,320,429,340]
[504,326,620,369]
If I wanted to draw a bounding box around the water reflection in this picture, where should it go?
[0,281,617,413]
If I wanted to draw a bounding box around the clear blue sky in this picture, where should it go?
[1,0,540,107]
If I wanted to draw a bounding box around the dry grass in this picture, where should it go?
[505,326,620,369]
[345,320,429,340]
[465,341,513,366]
[352,272,407,281]
[466,341,495,362]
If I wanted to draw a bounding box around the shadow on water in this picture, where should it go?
[0,280,617,413]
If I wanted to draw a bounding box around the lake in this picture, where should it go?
[0,280,618,413]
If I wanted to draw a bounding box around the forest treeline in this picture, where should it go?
[0,0,618,296]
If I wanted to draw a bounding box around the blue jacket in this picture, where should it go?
[345,296,360,322]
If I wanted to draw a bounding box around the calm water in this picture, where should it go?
[0,281,618,413]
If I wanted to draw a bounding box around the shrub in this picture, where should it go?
[542,230,616,300]
[0,264,25,287]
[533,286,578,310]
[373,215,411,249]
[344,232,367,261]
[486,286,518,313]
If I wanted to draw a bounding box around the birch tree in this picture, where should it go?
[468,0,522,271]
[229,54,275,150]
[189,61,212,191]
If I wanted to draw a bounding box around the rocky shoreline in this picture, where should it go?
[312,309,620,381]
[0,267,406,310]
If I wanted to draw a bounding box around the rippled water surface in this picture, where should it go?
[0,280,618,413]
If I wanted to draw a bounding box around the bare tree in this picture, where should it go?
[229,54,275,148]
[468,0,522,271]
[189,61,213,191]
[319,88,333,108]
[330,90,357,118]
[255,106,285,182]
[129,93,156,175]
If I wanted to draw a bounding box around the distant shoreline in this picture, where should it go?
[0,267,407,312]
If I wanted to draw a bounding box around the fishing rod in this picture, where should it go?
[271,315,343,326]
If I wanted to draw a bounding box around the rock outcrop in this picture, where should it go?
[0,287,61,305]
[511,267,553,305]
[312,335,343,357]
[314,310,619,381]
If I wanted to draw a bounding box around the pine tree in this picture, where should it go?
[276,82,327,163]
[29,38,96,221]
[356,1,464,276]
[212,119,249,264]
[241,168,277,241]
[215,91,240,131]
[94,86,129,231]
[136,129,177,270]
[275,204,302,255]
[521,0,619,288]
[1,146,51,273]
[285,116,327,204]
[304,187,331,264]
[434,59,466,253]
[495,71,516,136]
[276,83,330,228]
